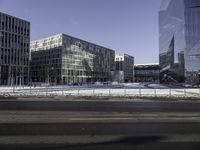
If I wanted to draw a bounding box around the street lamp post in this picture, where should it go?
[0,32,2,85]
[0,32,2,45]
[50,66,54,86]
[198,72,200,84]
[0,32,2,46]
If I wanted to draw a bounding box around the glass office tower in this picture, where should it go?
[30,34,115,84]
[159,0,200,83]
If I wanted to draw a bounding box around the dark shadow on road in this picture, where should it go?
[0,136,166,150]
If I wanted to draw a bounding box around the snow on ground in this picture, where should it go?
[146,84,167,89]
[0,83,199,97]
[122,83,146,88]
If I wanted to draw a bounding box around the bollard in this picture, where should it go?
[62,84,64,96]
[124,88,126,96]
[139,88,141,97]
[109,88,111,96]
[13,85,15,93]
[46,86,48,96]
[93,88,95,96]
[184,88,186,97]
[78,86,80,96]
[154,89,156,97]
[169,89,171,97]
[199,88,200,95]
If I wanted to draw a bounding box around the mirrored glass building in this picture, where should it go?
[30,33,115,84]
[159,0,200,83]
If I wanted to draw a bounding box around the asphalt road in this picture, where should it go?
[0,100,200,112]
[1,122,200,135]
[0,99,200,150]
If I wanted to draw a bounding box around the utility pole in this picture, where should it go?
[0,32,2,85]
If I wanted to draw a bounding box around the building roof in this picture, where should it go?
[0,11,30,24]
[115,53,134,58]
[31,33,116,52]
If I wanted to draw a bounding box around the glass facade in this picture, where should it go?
[30,34,115,84]
[0,12,30,85]
[159,0,200,83]
[185,0,200,83]
[134,64,159,82]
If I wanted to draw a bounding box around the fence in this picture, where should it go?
[0,86,200,97]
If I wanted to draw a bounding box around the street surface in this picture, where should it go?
[0,99,200,150]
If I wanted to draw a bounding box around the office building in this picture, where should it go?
[159,0,200,83]
[111,54,134,82]
[30,33,115,84]
[134,64,159,82]
[0,12,30,85]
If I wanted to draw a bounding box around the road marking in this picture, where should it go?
[70,118,135,121]
[69,117,200,122]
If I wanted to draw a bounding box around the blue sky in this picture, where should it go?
[0,0,161,64]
